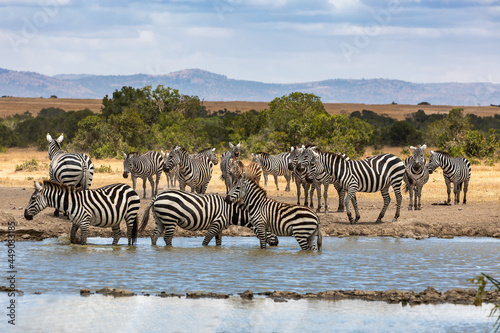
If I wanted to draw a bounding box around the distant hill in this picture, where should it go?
[0,67,499,106]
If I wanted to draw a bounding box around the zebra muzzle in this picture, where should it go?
[24,210,33,220]
[224,195,233,204]
[122,172,129,179]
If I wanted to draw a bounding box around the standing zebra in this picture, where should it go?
[47,133,94,217]
[297,146,347,214]
[251,151,292,191]
[140,189,270,246]
[122,151,164,199]
[403,144,429,210]
[220,142,240,194]
[24,181,140,245]
[161,150,179,188]
[228,158,262,185]
[164,145,213,194]
[427,150,471,205]
[287,146,315,208]
[225,175,322,250]
[304,149,405,224]
[191,147,218,166]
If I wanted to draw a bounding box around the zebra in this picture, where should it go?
[139,189,277,246]
[287,145,315,208]
[46,133,94,216]
[228,158,262,185]
[24,181,140,245]
[403,144,430,210]
[164,145,213,194]
[225,175,322,250]
[303,148,405,224]
[161,150,179,188]
[296,146,347,214]
[220,142,240,194]
[123,151,163,199]
[251,151,292,191]
[427,150,471,205]
[191,147,218,166]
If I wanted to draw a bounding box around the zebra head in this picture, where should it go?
[225,174,249,204]
[296,146,316,173]
[122,152,139,178]
[164,146,182,172]
[198,147,218,165]
[287,145,305,171]
[427,150,443,174]
[228,158,244,179]
[24,181,48,220]
[410,144,427,170]
[46,133,64,160]
[229,142,240,159]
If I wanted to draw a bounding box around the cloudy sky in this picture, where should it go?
[1,0,499,84]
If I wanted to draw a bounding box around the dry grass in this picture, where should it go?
[2,147,498,204]
[0,97,103,117]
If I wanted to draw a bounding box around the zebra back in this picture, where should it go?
[251,151,291,177]
[191,148,218,165]
[123,151,163,178]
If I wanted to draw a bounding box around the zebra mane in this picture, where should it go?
[41,180,81,192]
[230,158,244,167]
[434,150,451,157]
[197,148,213,154]
[173,146,189,155]
[253,151,269,156]
[246,176,268,197]
[126,152,140,158]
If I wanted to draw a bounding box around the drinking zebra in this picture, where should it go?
[228,158,262,185]
[123,151,163,199]
[164,145,213,194]
[403,144,429,210]
[220,142,240,194]
[161,150,179,188]
[46,133,94,216]
[296,146,347,214]
[139,189,277,246]
[427,150,471,205]
[304,149,405,224]
[287,145,315,208]
[251,151,292,191]
[225,175,322,250]
[24,181,140,245]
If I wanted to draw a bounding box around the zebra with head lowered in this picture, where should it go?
[403,144,429,210]
[220,142,240,194]
[225,175,322,250]
[251,151,292,192]
[24,181,140,245]
[300,148,405,224]
[164,145,213,194]
[427,150,471,205]
[46,133,94,216]
[296,146,347,214]
[123,151,163,198]
[139,189,278,246]
[228,158,262,185]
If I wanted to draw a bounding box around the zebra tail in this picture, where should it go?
[131,215,138,246]
[139,200,154,233]
[317,224,323,251]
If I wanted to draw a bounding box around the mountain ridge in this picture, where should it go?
[1,67,498,106]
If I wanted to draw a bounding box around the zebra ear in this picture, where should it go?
[211,147,216,152]
[229,142,234,148]
[237,143,241,148]
[410,146,416,150]
[430,150,435,154]
[46,133,53,142]
[57,134,64,143]
[122,152,127,158]
[421,144,427,149]
[34,181,43,191]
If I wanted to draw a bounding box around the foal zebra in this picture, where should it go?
[427,150,471,205]
[307,150,405,224]
[46,133,94,216]
[140,189,259,246]
[24,181,140,245]
[251,151,292,191]
[164,145,213,194]
[403,144,429,210]
[228,158,262,185]
[225,175,322,250]
[220,142,240,194]
[123,151,163,198]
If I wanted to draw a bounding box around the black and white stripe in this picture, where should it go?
[220,142,240,194]
[225,175,322,250]
[228,158,262,185]
[302,149,405,224]
[403,144,429,210]
[164,145,213,194]
[122,151,164,198]
[251,151,292,191]
[139,189,253,246]
[161,150,179,188]
[427,150,471,205]
[287,145,315,208]
[24,181,140,245]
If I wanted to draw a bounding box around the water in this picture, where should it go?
[4,236,500,332]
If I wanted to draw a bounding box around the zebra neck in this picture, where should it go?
[46,187,76,213]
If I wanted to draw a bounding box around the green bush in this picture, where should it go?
[15,159,38,172]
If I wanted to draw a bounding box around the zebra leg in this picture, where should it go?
[215,232,223,246]
[344,188,357,224]
[408,185,414,211]
[79,221,90,245]
[323,183,330,214]
[151,224,163,246]
[54,208,60,217]
[273,174,279,191]
[142,176,148,199]
[202,222,223,246]
[393,186,402,222]
[314,183,322,212]
[147,176,154,198]
[252,221,267,249]
[376,187,391,223]
[162,224,176,246]
[295,177,302,205]
[155,172,161,196]
[284,174,291,192]
[444,178,452,205]
[463,179,469,204]
[352,195,361,223]
[335,183,345,213]
[263,173,268,190]
[131,175,137,191]
[415,185,423,210]
[70,224,79,244]
[454,182,462,205]
[111,225,121,245]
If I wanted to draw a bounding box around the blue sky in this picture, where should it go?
[1,0,499,84]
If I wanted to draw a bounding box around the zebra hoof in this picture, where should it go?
[375,219,383,223]
[408,207,413,211]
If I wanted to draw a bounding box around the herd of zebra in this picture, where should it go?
[23,133,472,250]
